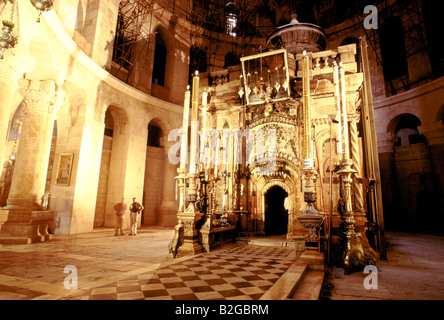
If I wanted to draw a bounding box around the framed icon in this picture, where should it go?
[56,153,74,186]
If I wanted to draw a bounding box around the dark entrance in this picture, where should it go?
[264,186,288,235]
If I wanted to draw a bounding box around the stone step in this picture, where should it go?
[289,270,325,300]
[236,237,305,250]
[260,262,308,300]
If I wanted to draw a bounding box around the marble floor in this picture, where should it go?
[1,226,443,301]
[322,231,444,300]
[0,226,302,300]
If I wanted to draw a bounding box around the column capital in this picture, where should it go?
[377,132,396,153]
[347,113,361,123]
[418,121,444,146]
[18,79,64,114]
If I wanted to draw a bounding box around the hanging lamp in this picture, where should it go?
[0,20,17,59]
[30,0,53,22]
[0,0,18,60]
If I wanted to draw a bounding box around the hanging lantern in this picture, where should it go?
[30,0,53,22]
[0,20,17,59]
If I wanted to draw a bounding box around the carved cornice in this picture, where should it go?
[18,79,61,114]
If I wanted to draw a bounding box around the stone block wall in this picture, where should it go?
[143,146,165,225]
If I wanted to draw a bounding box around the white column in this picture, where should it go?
[0,65,21,171]
[339,62,350,159]
[6,80,58,210]
[157,140,179,227]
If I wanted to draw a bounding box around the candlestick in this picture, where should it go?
[339,62,349,159]
[214,136,220,175]
[200,89,207,170]
[202,89,207,107]
[189,71,200,174]
[303,51,313,168]
[180,86,191,169]
[333,61,343,156]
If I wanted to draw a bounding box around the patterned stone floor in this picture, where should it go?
[73,245,296,300]
[0,226,299,300]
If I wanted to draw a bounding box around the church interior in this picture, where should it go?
[0,0,443,302]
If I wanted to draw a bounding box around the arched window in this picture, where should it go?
[379,17,408,82]
[152,33,167,86]
[389,114,426,146]
[147,123,163,148]
[104,110,114,137]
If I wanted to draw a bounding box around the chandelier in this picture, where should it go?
[0,0,17,60]
[0,20,17,59]
[0,0,54,60]
[30,0,53,23]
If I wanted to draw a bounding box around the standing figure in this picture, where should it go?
[0,156,15,207]
[113,198,127,236]
[128,197,144,236]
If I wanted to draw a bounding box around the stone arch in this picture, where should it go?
[94,104,129,228]
[261,181,291,235]
[387,113,425,146]
[146,115,172,142]
[143,115,177,226]
[147,121,164,148]
[257,175,296,217]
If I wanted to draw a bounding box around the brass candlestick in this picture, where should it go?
[337,159,376,273]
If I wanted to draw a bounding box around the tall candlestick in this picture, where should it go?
[189,71,200,174]
[339,62,349,158]
[214,136,220,175]
[303,51,313,168]
[333,61,343,156]
[180,86,191,169]
[200,89,207,170]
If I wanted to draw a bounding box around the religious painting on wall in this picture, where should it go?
[56,153,74,186]
[240,48,291,105]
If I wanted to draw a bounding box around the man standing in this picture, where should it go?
[129,197,144,236]
[113,198,127,236]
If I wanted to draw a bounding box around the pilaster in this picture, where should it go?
[0,79,59,244]
[6,79,58,209]
[157,140,179,227]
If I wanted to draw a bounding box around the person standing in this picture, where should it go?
[129,197,143,236]
[113,198,127,236]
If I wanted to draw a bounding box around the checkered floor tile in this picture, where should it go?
[140,245,295,300]
[71,244,296,300]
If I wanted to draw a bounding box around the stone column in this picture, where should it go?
[377,132,397,228]
[0,65,20,170]
[419,121,444,231]
[157,140,179,227]
[348,113,369,245]
[0,79,58,244]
